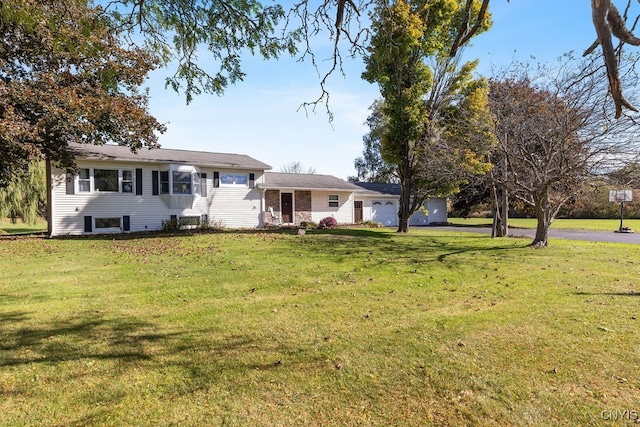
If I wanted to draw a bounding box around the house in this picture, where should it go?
[259,172,365,225]
[47,143,447,236]
[354,183,448,227]
[47,143,271,236]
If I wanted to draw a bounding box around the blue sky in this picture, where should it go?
[145,1,625,180]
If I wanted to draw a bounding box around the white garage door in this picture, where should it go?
[371,200,397,226]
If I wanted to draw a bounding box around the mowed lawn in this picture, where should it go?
[1,228,638,426]
[448,217,640,232]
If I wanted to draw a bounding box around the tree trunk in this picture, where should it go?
[500,186,509,236]
[397,182,411,233]
[490,182,508,238]
[397,147,412,233]
[499,156,509,237]
[532,196,550,247]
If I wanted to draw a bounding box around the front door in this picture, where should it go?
[281,193,293,223]
[354,201,363,223]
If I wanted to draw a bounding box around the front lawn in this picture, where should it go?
[0,219,47,235]
[1,228,638,425]
[449,217,640,232]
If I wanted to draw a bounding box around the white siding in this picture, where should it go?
[204,168,264,228]
[50,163,265,236]
[426,198,448,224]
[409,198,448,225]
[358,196,397,226]
[310,191,354,224]
[50,161,169,235]
[358,195,448,227]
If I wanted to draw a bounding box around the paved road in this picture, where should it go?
[428,225,640,244]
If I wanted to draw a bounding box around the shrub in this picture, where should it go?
[162,218,179,232]
[201,218,226,231]
[300,221,318,229]
[359,220,384,228]
[319,216,338,229]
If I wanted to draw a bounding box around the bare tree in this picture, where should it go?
[585,0,640,117]
[280,161,317,174]
[488,58,640,247]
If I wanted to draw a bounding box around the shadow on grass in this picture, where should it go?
[574,291,640,297]
[44,226,395,241]
[277,227,531,269]
[0,312,184,367]
[0,310,306,370]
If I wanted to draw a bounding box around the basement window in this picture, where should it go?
[95,217,121,230]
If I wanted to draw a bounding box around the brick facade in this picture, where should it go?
[265,190,280,224]
[266,189,313,225]
[295,191,312,224]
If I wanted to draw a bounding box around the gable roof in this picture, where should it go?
[67,143,272,170]
[259,172,364,192]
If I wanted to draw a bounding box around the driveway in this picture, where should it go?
[428,225,640,244]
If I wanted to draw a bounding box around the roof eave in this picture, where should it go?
[73,154,271,171]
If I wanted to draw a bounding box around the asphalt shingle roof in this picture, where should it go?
[68,142,272,170]
[353,182,401,196]
[260,172,364,191]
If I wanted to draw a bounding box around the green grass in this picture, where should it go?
[1,228,639,425]
[449,217,640,232]
[0,219,47,235]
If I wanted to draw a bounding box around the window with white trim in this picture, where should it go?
[160,171,170,194]
[77,168,134,193]
[156,168,205,195]
[78,168,91,192]
[195,173,207,196]
[122,170,133,193]
[220,173,248,187]
[95,217,121,229]
[172,171,192,194]
[329,194,339,208]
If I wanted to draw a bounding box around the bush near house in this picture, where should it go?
[318,216,338,228]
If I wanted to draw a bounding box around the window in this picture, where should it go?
[329,194,339,208]
[122,170,133,193]
[179,216,200,226]
[160,171,170,194]
[94,169,119,192]
[156,169,202,195]
[220,173,248,187]
[172,171,192,194]
[95,217,121,229]
[78,168,91,192]
[77,168,135,193]
[195,173,207,196]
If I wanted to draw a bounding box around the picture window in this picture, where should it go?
[220,173,248,186]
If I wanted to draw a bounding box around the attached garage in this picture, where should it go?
[371,200,397,226]
[355,183,448,227]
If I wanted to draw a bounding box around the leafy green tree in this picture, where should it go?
[107,0,300,103]
[362,0,493,232]
[0,160,46,224]
[1,0,166,184]
[351,101,398,183]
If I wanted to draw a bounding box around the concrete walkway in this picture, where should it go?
[428,225,640,244]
